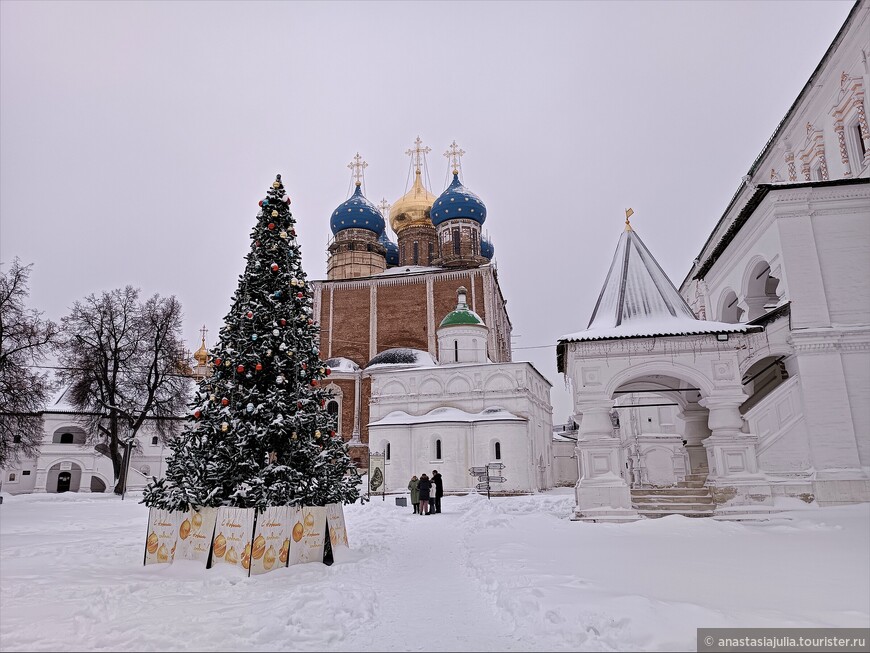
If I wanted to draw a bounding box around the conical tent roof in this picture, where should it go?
[560,225,755,343]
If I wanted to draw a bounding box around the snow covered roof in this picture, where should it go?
[371,265,441,277]
[324,357,361,373]
[365,348,436,370]
[369,406,525,427]
[559,225,758,344]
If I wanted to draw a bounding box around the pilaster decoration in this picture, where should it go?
[798,123,828,181]
[328,286,335,358]
[425,275,436,357]
[678,402,711,474]
[369,284,378,361]
[482,269,495,361]
[785,151,797,182]
[835,123,852,177]
[470,269,477,313]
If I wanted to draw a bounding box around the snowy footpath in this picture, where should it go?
[1,490,868,652]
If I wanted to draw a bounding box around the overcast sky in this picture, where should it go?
[0,0,854,422]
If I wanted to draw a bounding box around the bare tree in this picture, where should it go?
[55,287,191,494]
[0,259,58,466]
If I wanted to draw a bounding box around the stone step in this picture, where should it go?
[632,494,713,505]
[632,502,714,512]
[684,474,709,482]
[631,487,711,497]
[638,509,714,519]
[677,481,707,488]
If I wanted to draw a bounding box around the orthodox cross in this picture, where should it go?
[444,140,466,175]
[405,136,431,173]
[377,199,390,216]
[199,324,208,346]
[347,152,368,186]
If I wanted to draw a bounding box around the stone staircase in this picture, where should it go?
[631,473,714,518]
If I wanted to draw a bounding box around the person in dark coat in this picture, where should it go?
[417,474,432,516]
[431,470,443,514]
[408,475,420,514]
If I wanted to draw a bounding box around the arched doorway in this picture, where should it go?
[46,462,83,493]
[609,371,710,487]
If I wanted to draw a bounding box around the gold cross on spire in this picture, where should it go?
[199,324,208,345]
[405,136,431,174]
[347,152,368,186]
[444,140,466,175]
[377,198,390,215]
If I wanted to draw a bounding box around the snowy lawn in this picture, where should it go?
[1,490,867,652]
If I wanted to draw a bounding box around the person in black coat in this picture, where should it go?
[417,474,432,516]
[431,470,443,514]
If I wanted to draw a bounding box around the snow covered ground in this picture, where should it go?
[1,490,868,652]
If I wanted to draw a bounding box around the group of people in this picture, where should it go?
[407,470,443,515]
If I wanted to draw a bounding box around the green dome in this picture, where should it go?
[439,286,486,328]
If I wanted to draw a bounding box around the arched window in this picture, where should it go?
[435,439,442,460]
[386,442,391,461]
[413,242,419,265]
[60,433,74,444]
[495,441,501,460]
[12,434,21,443]
[452,227,461,255]
[471,230,479,255]
[454,340,459,363]
[8,473,16,482]
[151,436,159,446]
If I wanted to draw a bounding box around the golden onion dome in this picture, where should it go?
[389,170,437,234]
[193,338,209,366]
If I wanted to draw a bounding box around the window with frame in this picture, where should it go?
[435,439,442,460]
[60,433,74,444]
[12,434,21,443]
[495,441,501,460]
[386,442,391,461]
[452,227,461,255]
[8,473,16,482]
[22,470,31,476]
[151,436,159,445]
[413,242,419,265]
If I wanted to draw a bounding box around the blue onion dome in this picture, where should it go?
[431,172,487,227]
[480,235,494,260]
[330,183,385,235]
[378,229,400,266]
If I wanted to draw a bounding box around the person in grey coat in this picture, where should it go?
[408,475,420,514]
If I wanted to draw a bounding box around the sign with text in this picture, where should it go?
[144,508,179,565]
[210,507,255,572]
[288,506,327,566]
[174,507,218,564]
[250,506,290,576]
[326,503,349,551]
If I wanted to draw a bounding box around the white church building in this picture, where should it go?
[557,0,869,521]
[366,286,554,494]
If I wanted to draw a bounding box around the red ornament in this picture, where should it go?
[280,318,286,326]
[301,363,307,369]
[214,358,222,367]
[284,196,291,204]
[291,229,296,236]
[268,223,275,230]
[237,364,245,373]
[330,430,335,437]
[258,200,263,207]
[321,399,326,407]
[221,398,229,406]
[255,240,260,247]
[271,263,279,272]
[297,401,303,409]
[255,363,263,371]
[246,311,253,319]
[307,318,313,325]
[194,410,202,419]
[325,368,331,376]
[311,380,318,387]
[296,292,303,298]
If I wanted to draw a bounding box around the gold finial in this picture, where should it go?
[624,207,634,231]
[193,324,209,366]
[347,152,368,188]
[405,136,431,174]
[444,140,466,178]
[377,198,390,216]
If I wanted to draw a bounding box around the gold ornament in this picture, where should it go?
[291,431,297,440]
[272,181,280,189]
[271,210,278,218]
[315,430,321,438]
[221,422,229,432]
[280,231,288,239]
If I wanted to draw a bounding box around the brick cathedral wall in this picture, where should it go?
[331,287,370,366]
[330,378,356,441]
[376,281,428,352]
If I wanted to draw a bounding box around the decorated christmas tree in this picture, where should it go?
[144,175,359,511]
